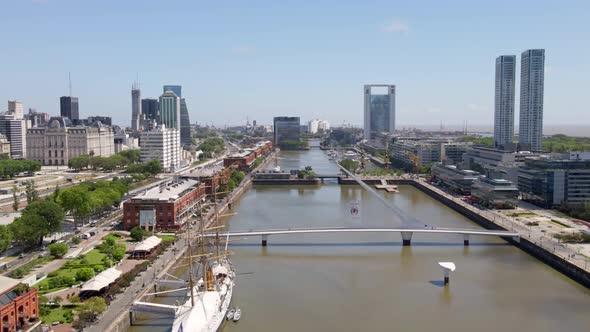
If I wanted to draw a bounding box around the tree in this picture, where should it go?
[23,200,65,239]
[68,155,90,171]
[73,296,107,330]
[48,242,68,258]
[12,184,18,212]
[118,149,141,163]
[57,186,92,226]
[0,225,12,253]
[144,159,162,175]
[340,159,359,173]
[24,180,39,203]
[75,268,95,282]
[9,214,44,248]
[130,227,147,242]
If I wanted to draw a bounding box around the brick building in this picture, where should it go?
[223,141,273,171]
[123,178,206,230]
[0,276,39,332]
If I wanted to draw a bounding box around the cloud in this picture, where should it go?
[382,19,409,33]
[231,45,257,56]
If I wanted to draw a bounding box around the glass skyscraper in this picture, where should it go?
[519,49,545,152]
[364,85,395,140]
[494,55,516,148]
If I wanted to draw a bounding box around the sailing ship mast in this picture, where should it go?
[186,219,195,307]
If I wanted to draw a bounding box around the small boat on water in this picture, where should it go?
[273,166,281,173]
[226,308,235,321]
[233,308,241,322]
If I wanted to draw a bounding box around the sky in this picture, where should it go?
[0,0,588,130]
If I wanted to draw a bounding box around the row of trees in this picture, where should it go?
[52,179,128,226]
[198,137,225,159]
[68,150,141,172]
[125,159,162,175]
[0,159,41,179]
[543,134,590,153]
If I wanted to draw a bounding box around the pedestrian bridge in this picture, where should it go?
[202,227,520,246]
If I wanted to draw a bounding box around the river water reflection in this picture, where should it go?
[129,147,590,332]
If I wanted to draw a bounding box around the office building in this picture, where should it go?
[26,117,114,166]
[0,114,27,159]
[142,98,159,122]
[7,101,24,119]
[24,109,50,127]
[494,55,516,148]
[308,119,330,134]
[471,177,519,208]
[123,177,205,231]
[131,84,142,131]
[180,98,191,146]
[0,275,39,332]
[273,116,300,147]
[163,85,182,98]
[0,134,11,156]
[364,85,395,140]
[391,139,471,169]
[519,49,545,152]
[139,125,180,172]
[84,116,112,126]
[431,164,481,195]
[60,96,79,121]
[159,91,181,130]
[518,159,590,208]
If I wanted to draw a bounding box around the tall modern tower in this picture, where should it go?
[141,98,160,122]
[60,96,79,122]
[159,90,181,130]
[131,83,142,131]
[519,49,545,152]
[364,85,396,140]
[494,55,516,148]
[163,85,182,98]
[180,98,191,146]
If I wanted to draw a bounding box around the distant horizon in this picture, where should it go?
[1,1,588,133]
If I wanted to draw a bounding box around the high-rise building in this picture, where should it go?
[159,91,181,130]
[163,85,182,98]
[7,101,24,119]
[519,49,545,152]
[27,117,114,166]
[131,84,142,131]
[0,114,27,158]
[60,96,79,121]
[364,85,396,140]
[273,116,300,146]
[308,119,330,134]
[140,125,180,172]
[180,98,191,146]
[141,98,160,122]
[494,55,516,148]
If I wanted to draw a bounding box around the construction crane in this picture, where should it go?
[404,151,419,173]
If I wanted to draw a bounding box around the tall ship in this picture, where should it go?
[132,194,235,332]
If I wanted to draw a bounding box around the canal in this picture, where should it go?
[129,147,590,332]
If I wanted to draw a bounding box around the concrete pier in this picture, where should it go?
[463,234,470,246]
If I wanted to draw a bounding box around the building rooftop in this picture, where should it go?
[133,179,199,202]
[0,275,20,295]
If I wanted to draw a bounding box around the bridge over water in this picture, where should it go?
[203,227,520,246]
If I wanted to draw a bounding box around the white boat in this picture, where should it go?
[226,308,235,320]
[273,166,281,173]
[171,258,235,332]
[233,307,241,322]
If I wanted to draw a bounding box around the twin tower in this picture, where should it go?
[495,49,545,151]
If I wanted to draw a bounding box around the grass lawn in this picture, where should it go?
[40,306,75,324]
[36,249,107,294]
[159,235,176,242]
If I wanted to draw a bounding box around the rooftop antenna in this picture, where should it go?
[68,72,72,96]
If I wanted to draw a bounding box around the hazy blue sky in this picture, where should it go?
[0,0,588,129]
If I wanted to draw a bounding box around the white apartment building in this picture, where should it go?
[140,125,180,172]
[7,101,24,119]
[0,114,28,159]
[308,119,330,134]
[26,117,114,166]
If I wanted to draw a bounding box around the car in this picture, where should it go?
[89,231,97,237]
[18,253,26,259]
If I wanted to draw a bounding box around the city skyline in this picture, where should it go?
[0,1,588,129]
